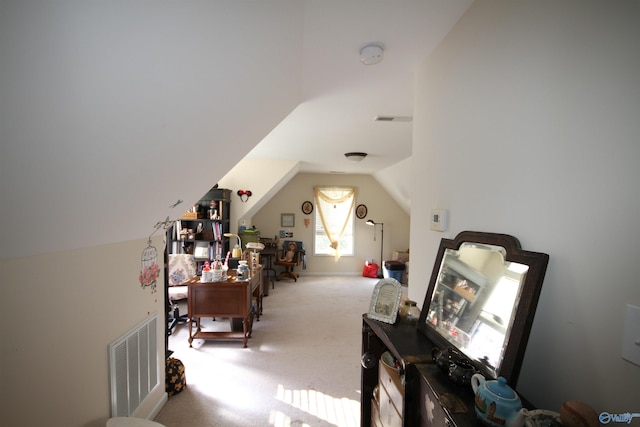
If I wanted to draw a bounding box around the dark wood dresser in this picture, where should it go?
[362,315,480,427]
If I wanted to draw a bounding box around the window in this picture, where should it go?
[313,186,356,258]
[314,208,354,256]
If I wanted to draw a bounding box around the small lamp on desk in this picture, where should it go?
[224,233,243,258]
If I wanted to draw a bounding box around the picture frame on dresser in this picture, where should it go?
[367,278,403,324]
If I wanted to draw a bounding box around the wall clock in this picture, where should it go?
[301,201,313,215]
[356,204,368,219]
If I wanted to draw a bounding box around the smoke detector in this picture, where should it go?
[360,44,384,65]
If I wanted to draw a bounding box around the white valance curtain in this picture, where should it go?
[314,186,356,261]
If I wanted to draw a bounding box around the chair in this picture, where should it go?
[274,240,305,282]
[167,254,197,333]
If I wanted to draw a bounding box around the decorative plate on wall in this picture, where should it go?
[301,201,313,215]
[356,204,368,219]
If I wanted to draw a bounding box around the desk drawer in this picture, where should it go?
[379,359,404,416]
[371,398,383,427]
[379,380,402,427]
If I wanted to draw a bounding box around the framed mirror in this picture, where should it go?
[418,231,549,385]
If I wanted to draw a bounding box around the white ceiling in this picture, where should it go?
[246,0,473,174]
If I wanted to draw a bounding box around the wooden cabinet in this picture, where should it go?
[361,316,479,427]
[416,364,477,427]
[238,229,260,250]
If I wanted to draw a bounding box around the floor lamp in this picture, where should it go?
[366,220,384,278]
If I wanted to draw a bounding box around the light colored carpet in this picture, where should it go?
[154,275,382,427]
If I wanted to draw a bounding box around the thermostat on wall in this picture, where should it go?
[430,209,448,232]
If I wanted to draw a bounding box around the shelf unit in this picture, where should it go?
[168,187,231,272]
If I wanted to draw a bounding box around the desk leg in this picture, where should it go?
[188,317,196,347]
[189,317,202,347]
[242,314,251,348]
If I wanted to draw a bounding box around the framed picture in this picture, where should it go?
[281,213,295,227]
[356,204,368,219]
[367,279,403,324]
[193,242,209,259]
[301,201,313,215]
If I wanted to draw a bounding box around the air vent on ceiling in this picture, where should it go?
[374,115,413,122]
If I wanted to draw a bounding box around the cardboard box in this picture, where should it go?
[391,250,409,263]
[181,211,204,219]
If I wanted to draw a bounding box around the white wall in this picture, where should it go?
[410,0,640,413]
[374,157,412,215]
[0,237,166,427]
[219,157,301,232]
[252,173,410,275]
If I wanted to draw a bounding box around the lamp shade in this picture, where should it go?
[246,242,264,251]
[223,233,243,258]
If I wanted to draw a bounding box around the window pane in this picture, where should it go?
[314,209,354,255]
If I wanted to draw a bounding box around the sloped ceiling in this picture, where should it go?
[0,1,472,260]
[0,1,304,259]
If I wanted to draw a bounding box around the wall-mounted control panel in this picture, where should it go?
[430,209,449,232]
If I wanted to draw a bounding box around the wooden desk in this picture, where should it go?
[187,267,262,348]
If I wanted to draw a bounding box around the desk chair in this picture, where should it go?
[259,238,278,294]
[275,240,305,282]
[167,254,197,333]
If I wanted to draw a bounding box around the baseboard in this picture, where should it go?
[149,393,168,420]
[131,385,168,420]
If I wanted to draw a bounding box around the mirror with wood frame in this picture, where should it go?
[418,231,549,385]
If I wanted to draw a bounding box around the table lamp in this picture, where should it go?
[224,233,243,258]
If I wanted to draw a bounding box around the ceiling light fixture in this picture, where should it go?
[345,152,368,162]
[359,43,384,65]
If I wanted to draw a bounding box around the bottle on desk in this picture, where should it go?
[237,260,250,281]
[201,261,213,282]
[212,259,223,282]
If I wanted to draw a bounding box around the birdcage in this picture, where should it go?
[139,239,159,292]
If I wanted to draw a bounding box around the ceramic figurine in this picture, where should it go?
[471,373,526,427]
